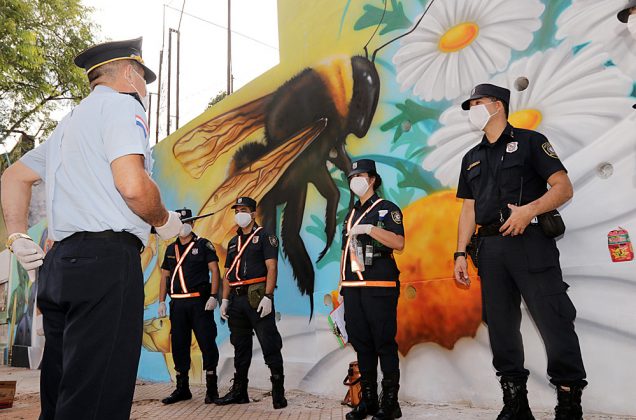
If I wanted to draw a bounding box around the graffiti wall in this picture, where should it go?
[138,0,635,415]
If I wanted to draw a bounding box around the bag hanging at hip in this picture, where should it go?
[342,361,362,407]
[537,209,566,238]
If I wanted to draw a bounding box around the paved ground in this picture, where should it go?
[0,367,633,419]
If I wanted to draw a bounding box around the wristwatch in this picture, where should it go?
[265,293,274,300]
[453,251,466,261]
[5,232,33,252]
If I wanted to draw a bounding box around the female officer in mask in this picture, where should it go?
[340,159,405,420]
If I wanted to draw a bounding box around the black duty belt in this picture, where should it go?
[478,223,504,237]
[62,230,143,252]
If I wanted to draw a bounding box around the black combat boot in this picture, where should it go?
[554,385,583,420]
[214,375,249,405]
[496,378,535,420]
[204,371,218,404]
[161,373,192,404]
[372,373,401,420]
[346,378,379,419]
[271,374,288,409]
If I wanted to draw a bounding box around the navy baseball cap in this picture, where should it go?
[231,197,257,211]
[348,159,377,178]
[74,37,157,83]
[175,208,193,220]
[462,83,511,110]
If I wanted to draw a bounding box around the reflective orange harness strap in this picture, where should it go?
[340,281,397,288]
[224,227,263,282]
[170,241,196,295]
[340,199,385,285]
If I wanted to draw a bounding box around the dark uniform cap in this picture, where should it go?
[618,0,636,23]
[175,208,193,220]
[348,159,378,178]
[461,83,511,110]
[231,197,257,211]
[74,37,157,83]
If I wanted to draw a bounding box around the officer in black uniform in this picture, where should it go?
[158,208,221,405]
[453,84,587,420]
[340,159,405,420]
[214,197,287,409]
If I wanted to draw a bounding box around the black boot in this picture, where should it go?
[204,371,218,404]
[496,378,535,420]
[372,373,401,420]
[271,374,288,409]
[214,375,249,405]
[161,373,192,404]
[554,385,583,420]
[346,379,379,420]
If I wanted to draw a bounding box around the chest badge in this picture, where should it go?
[506,142,518,153]
[191,248,199,255]
[252,236,259,244]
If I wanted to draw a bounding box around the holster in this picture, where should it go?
[466,233,480,268]
[537,209,566,238]
[247,282,266,309]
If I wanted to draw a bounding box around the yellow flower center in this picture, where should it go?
[508,109,543,130]
[438,22,479,53]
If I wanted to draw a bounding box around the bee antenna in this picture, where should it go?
[363,0,388,60]
[371,0,436,63]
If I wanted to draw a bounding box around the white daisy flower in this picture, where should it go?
[556,0,636,79]
[392,0,545,102]
[423,42,634,187]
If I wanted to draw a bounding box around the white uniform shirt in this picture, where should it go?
[20,85,153,244]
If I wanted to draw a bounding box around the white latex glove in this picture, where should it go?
[205,296,218,311]
[158,302,167,317]
[257,295,272,318]
[347,224,373,236]
[179,223,192,237]
[220,299,230,320]
[155,211,183,240]
[35,313,44,336]
[12,237,45,271]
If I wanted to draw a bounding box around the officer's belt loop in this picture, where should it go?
[341,281,397,288]
[170,241,196,295]
[170,292,201,299]
[229,276,267,287]
[225,227,263,282]
[340,199,385,285]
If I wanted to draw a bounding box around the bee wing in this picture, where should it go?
[172,95,273,178]
[194,118,328,247]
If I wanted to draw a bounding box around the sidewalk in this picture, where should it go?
[0,366,633,419]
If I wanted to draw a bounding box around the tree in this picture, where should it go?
[207,90,228,109]
[0,0,97,156]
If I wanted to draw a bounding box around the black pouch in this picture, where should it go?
[247,282,266,309]
[537,209,566,238]
[466,233,480,268]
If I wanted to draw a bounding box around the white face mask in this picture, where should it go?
[350,177,370,197]
[129,69,149,111]
[628,14,636,38]
[179,223,192,237]
[468,103,499,131]
[235,212,252,228]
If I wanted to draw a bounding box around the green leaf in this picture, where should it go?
[354,0,412,35]
[381,99,442,141]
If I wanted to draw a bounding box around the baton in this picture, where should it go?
[181,211,216,223]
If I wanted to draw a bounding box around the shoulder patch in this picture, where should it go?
[205,241,215,252]
[467,160,480,171]
[391,210,402,225]
[135,115,149,139]
[269,235,279,247]
[542,142,559,159]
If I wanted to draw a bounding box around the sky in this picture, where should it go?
[81,0,280,144]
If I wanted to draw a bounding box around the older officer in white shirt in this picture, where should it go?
[1,37,182,420]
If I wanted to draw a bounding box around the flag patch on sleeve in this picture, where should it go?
[135,115,149,139]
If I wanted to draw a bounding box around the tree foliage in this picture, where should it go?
[207,90,228,109]
[0,0,97,151]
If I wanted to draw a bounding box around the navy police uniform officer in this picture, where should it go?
[454,84,586,420]
[340,159,405,420]
[158,208,221,405]
[214,197,287,409]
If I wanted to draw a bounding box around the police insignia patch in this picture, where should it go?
[192,248,199,255]
[506,142,518,153]
[542,142,558,159]
[391,210,402,224]
[269,236,279,247]
[252,236,259,244]
[205,241,215,252]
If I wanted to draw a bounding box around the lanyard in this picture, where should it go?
[340,198,384,282]
[170,241,196,294]
[225,227,263,281]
